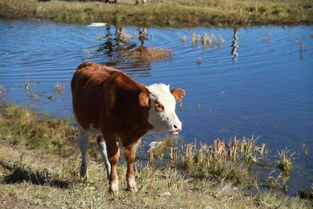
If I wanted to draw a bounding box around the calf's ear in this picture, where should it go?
[139,91,150,107]
[171,88,186,102]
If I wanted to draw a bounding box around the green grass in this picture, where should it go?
[0,0,312,27]
[0,102,312,208]
[0,102,77,156]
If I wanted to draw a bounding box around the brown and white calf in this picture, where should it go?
[71,62,185,194]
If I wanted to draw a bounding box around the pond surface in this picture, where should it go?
[0,19,312,194]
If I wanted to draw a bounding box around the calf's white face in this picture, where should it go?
[146,83,184,134]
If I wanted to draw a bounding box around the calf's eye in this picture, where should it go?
[154,101,164,112]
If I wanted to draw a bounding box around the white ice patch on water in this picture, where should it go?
[87,23,107,27]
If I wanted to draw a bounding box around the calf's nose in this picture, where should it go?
[172,121,182,132]
[173,124,179,131]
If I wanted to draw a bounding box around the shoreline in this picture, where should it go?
[0,101,312,208]
[0,0,313,28]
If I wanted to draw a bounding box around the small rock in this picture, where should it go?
[197,57,202,65]
[31,94,40,101]
[48,95,55,100]
[159,191,171,197]
[43,168,52,179]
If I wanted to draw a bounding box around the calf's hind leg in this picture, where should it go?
[77,127,89,179]
[105,136,120,194]
[97,135,111,179]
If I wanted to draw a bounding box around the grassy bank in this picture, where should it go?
[0,0,313,27]
[0,102,312,208]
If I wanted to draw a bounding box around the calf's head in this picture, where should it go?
[139,83,185,134]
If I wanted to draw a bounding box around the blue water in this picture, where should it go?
[0,19,312,194]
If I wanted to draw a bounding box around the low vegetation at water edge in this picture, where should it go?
[0,101,312,208]
[0,0,313,27]
[123,46,172,62]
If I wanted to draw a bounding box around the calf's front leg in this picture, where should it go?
[124,143,138,192]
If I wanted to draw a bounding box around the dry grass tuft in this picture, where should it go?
[54,82,65,94]
[277,148,295,174]
[147,137,178,161]
[217,35,227,46]
[123,46,172,62]
[120,29,132,42]
[265,170,290,192]
[181,137,266,184]
[201,32,214,48]
[192,32,200,46]
[201,33,226,49]
[180,35,187,43]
